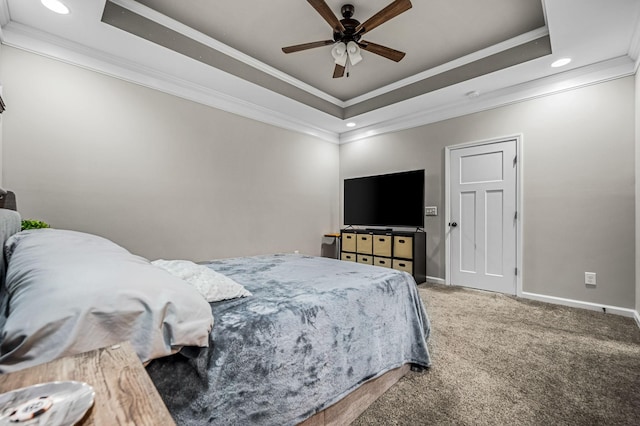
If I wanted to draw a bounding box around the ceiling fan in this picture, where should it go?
[282,0,412,78]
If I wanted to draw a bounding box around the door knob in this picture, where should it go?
[449,222,458,227]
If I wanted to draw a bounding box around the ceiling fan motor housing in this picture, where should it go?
[341,4,355,18]
[334,4,361,43]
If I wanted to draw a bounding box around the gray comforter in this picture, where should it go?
[147,254,431,425]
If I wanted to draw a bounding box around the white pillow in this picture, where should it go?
[152,259,251,302]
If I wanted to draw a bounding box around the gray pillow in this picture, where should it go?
[0,229,213,373]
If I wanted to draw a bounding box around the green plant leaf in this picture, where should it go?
[21,219,51,230]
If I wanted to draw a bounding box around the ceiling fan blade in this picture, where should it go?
[355,0,412,35]
[282,40,335,54]
[333,64,346,78]
[359,40,406,62]
[307,0,346,32]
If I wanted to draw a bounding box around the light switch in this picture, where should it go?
[425,206,438,216]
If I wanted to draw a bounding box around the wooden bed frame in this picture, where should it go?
[0,190,17,211]
[300,364,410,426]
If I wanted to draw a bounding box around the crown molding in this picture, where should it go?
[0,0,10,37]
[108,0,551,111]
[3,18,634,146]
[628,2,640,72]
[109,0,346,108]
[339,56,636,144]
[0,1,636,146]
[1,21,340,143]
[345,26,550,107]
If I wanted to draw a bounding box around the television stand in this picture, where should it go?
[339,229,426,284]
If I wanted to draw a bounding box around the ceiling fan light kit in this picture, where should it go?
[282,0,412,78]
[331,41,362,68]
[331,42,348,66]
[346,41,363,65]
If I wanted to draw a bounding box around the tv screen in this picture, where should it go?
[344,169,425,228]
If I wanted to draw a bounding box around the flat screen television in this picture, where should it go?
[343,169,425,228]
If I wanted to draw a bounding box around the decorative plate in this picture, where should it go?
[0,381,94,425]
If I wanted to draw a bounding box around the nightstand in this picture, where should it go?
[0,341,175,425]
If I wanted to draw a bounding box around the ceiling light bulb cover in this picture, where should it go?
[41,0,70,14]
[551,58,571,68]
[331,42,348,67]
[346,41,363,66]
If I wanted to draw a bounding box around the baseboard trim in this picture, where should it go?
[521,291,638,323]
[426,276,446,285]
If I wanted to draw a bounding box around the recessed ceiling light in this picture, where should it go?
[346,122,356,128]
[41,0,70,15]
[551,58,571,68]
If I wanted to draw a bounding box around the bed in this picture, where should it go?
[0,205,431,425]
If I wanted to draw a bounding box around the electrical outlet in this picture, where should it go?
[425,206,438,216]
[585,272,596,286]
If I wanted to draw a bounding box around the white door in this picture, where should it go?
[449,140,517,294]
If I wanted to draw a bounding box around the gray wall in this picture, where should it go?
[341,76,635,309]
[0,46,340,261]
[0,43,3,188]
[0,45,637,311]
[636,68,640,316]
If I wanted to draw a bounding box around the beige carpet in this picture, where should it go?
[353,284,640,425]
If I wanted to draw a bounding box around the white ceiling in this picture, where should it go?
[0,0,639,143]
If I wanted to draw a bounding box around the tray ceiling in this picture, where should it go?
[129,0,546,101]
[0,0,639,142]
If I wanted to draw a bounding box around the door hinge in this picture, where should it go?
[514,211,518,220]
[515,267,518,276]
[513,155,517,166]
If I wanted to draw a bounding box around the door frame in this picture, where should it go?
[444,134,524,296]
